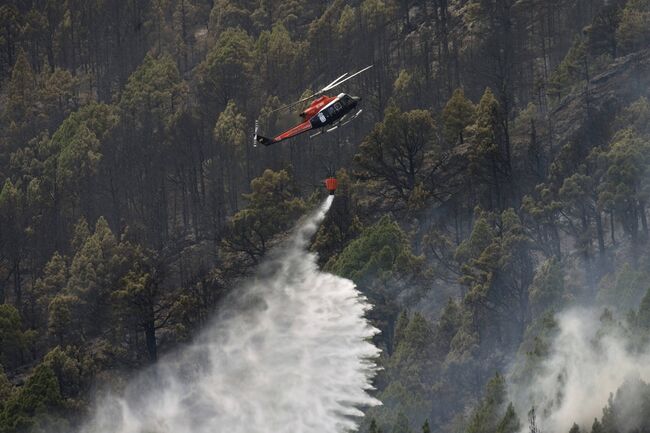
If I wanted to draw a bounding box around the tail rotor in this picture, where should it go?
[253,120,259,147]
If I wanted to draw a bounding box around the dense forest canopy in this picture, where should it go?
[1,0,650,432]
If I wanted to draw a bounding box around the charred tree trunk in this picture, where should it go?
[144,316,158,363]
[595,210,605,256]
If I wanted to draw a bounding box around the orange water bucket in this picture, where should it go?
[324,177,338,195]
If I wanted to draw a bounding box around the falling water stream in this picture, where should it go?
[84,196,381,433]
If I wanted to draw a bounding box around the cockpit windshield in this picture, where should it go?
[325,102,342,117]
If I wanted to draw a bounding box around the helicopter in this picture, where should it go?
[253,65,373,146]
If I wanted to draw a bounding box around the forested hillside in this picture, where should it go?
[0,0,650,432]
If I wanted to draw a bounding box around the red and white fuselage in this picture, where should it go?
[255,93,361,146]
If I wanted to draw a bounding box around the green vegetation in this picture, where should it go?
[1,0,650,431]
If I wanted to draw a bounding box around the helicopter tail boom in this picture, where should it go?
[253,120,276,146]
[255,134,276,146]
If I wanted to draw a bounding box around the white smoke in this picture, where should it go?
[83,196,381,433]
[511,308,650,433]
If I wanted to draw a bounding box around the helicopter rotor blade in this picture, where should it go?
[322,65,373,92]
[320,72,349,93]
[273,72,349,112]
[264,65,373,115]
[267,73,349,115]
[267,94,315,114]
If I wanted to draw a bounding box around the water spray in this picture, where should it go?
[84,197,380,433]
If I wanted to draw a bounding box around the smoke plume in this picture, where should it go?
[511,308,650,433]
[83,196,381,433]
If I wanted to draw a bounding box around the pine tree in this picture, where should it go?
[457,208,532,352]
[467,374,507,433]
[0,363,64,432]
[591,418,604,433]
[355,106,438,208]
[213,100,249,212]
[392,412,412,433]
[616,0,650,54]
[443,88,476,146]
[221,169,306,267]
[389,312,435,391]
[636,287,650,330]
[569,422,581,433]
[32,252,68,330]
[0,366,12,408]
[3,50,37,146]
[329,215,420,285]
[369,418,383,433]
[0,304,24,369]
[528,258,565,317]
[0,179,24,305]
[196,27,254,115]
[497,403,521,433]
[466,87,509,210]
[528,406,540,433]
[255,23,304,96]
[599,128,650,240]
